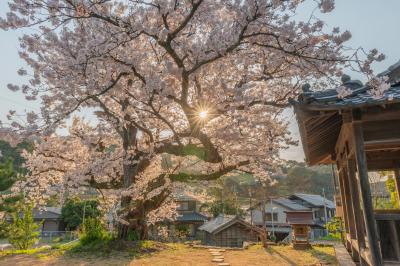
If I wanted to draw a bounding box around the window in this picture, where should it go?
[177,201,189,211]
[264,212,278,222]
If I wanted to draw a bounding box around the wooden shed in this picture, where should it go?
[197,215,262,247]
[286,211,314,250]
[292,62,400,265]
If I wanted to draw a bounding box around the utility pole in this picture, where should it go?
[82,200,87,227]
[322,188,328,235]
[270,198,275,238]
[249,186,253,225]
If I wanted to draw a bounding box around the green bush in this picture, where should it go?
[79,218,109,245]
[61,198,101,230]
[7,204,41,249]
[126,229,140,241]
[324,217,343,241]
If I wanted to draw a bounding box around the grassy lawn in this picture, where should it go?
[0,241,337,266]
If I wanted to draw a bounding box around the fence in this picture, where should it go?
[40,231,78,243]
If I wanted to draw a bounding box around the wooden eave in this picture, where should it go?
[294,100,400,166]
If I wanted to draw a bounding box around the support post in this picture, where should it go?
[347,158,367,264]
[338,167,351,251]
[352,119,383,266]
[342,168,357,260]
[389,220,400,261]
[394,168,400,204]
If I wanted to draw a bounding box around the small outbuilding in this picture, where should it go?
[33,207,65,232]
[7,207,65,232]
[286,211,314,250]
[198,215,262,247]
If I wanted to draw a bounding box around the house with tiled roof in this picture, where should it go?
[288,193,335,224]
[173,193,208,237]
[249,195,333,240]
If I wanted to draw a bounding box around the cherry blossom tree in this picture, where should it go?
[0,0,385,239]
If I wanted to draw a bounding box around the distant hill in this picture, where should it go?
[219,161,335,200]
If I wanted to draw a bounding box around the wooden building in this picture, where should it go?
[286,211,314,250]
[292,62,400,265]
[174,194,208,237]
[7,207,65,232]
[198,215,262,247]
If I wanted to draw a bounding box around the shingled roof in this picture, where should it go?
[292,61,400,165]
[290,193,335,209]
[297,83,400,110]
[273,197,310,211]
[176,211,208,222]
[198,215,263,235]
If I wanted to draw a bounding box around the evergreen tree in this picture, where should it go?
[7,204,41,249]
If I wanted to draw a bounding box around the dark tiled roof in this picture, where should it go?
[199,215,263,235]
[297,83,400,109]
[294,60,400,110]
[7,207,62,221]
[198,215,236,234]
[174,193,196,201]
[33,207,62,219]
[291,193,335,209]
[273,198,310,211]
[176,211,208,222]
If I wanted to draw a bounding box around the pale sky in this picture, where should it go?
[1,0,400,162]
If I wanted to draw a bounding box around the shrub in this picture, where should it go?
[79,218,109,245]
[324,217,343,241]
[7,204,41,249]
[61,198,101,230]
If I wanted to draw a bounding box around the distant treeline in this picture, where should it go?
[221,160,335,200]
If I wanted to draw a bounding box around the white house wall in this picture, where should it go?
[251,201,288,225]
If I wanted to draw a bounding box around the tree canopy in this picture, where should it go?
[0,0,386,239]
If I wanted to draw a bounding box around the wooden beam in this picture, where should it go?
[364,139,400,151]
[352,119,383,266]
[362,120,400,142]
[361,106,400,122]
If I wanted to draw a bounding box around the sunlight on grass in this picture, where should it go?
[0,246,48,257]
[269,244,337,265]
[0,241,338,265]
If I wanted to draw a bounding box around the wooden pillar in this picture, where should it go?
[342,167,358,260]
[394,169,400,204]
[389,220,400,261]
[338,168,352,251]
[347,159,367,264]
[352,120,383,266]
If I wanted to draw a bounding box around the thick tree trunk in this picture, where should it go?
[117,214,148,240]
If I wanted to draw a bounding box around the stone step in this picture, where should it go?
[217,263,230,266]
[212,258,224,263]
[209,249,226,252]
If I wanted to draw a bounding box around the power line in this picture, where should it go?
[0,95,40,111]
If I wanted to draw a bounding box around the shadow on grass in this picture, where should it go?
[306,247,337,265]
[55,239,168,260]
[265,246,297,266]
